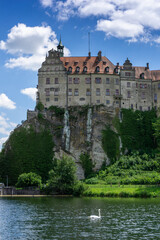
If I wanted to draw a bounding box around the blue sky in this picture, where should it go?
[1,0,160,149]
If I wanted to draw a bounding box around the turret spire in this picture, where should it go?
[57,35,64,57]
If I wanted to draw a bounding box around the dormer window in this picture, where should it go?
[74,61,78,65]
[140,73,144,79]
[103,61,106,65]
[83,61,87,65]
[105,66,109,73]
[65,61,69,66]
[83,66,87,73]
[95,66,100,72]
[76,66,80,73]
[114,68,118,73]
[68,66,72,73]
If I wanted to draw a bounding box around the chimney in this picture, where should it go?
[146,63,149,70]
[98,51,102,61]
[116,62,119,67]
[88,51,91,58]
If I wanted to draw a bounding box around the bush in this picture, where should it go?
[36,102,44,111]
[80,153,94,178]
[46,155,77,194]
[73,181,86,196]
[16,172,42,188]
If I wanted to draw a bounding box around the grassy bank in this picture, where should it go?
[83,184,160,198]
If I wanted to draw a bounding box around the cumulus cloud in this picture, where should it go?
[42,0,160,42]
[21,88,37,101]
[0,114,17,149]
[0,23,70,71]
[40,0,53,8]
[0,94,16,109]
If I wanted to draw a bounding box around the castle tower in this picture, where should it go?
[57,36,64,57]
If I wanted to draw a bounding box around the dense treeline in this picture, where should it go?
[0,127,54,185]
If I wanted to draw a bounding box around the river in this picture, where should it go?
[0,197,160,240]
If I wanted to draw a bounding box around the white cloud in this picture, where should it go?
[40,0,53,8]
[0,137,8,149]
[0,114,17,150]
[0,23,70,71]
[21,88,37,101]
[0,94,16,109]
[97,19,144,39]
[44,0,160,42]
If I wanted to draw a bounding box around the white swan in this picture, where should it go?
[89,209,101,220]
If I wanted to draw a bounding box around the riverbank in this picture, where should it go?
[83,184,160,198]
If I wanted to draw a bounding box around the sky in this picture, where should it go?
[1,0,160,149]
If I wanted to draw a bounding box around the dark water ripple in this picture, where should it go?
[0,197,160,240]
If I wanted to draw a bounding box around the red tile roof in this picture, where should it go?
[60,56,116,74]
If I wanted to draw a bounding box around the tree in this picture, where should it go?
[47,155,77,194]
[16,172,42,188]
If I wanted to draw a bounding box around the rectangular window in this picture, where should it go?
[148,106,150,111]
[45,88,50,96]
[154,93,157,102]
[55,78,59,84]
[68,77,72,84]
[50,88,54,91]
[74,89,79,96]
[106,78,110,84]
[68,89,72,96]
[141,92,145,99]
[74,78,79,84]
[106,89,110,96]
[86,88,91,96]
[115,89,119,95]
[106,100,110,104]
[96,100,100,104]
[54,88,59,96]
[140,84,145,88]
[46,98,50,102]
[54,98,58,101]
[115,79,119,85]
[127,91,131,98]
[85,78,91,84]
[139,106,142,111]
[46,78,50,84]
[158,83,160,89]
[125,72,131,76]
[95,78,101,84]
[96,88,100,96]
[131,104,133,109]
[127,82,131,87]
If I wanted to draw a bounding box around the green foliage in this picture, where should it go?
[79,153,94,178]
[0,127,54,185]
[38,113,44,120]
[49,106,64,118]
[73,181,86,196]
[46,155,77,194]
[119,109,157,153]
[16,172,42,188]
[98,152,160,185]
[102,125,120,163]
[153,117,160,147]
[36,102,44,111]
[85,177,99,184]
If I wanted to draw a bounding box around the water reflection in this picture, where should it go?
[0,197,160,239]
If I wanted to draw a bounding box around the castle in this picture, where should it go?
[37,39,160,111]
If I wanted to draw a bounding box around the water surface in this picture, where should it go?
[0,197,160,239]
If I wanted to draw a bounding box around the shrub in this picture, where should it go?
[16,172,42,188]
[47,155,77,194]
[36,102,44,111]
[80,153,94,178]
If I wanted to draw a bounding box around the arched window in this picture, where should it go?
[68,66,72,73]
[83,66,87,72]
[105,66,109,72]
[95,66,100,72]
[76,66,80,73]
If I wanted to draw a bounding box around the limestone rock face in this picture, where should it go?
[7,105,116,179]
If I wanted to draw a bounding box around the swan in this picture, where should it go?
[89,209,101,220]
